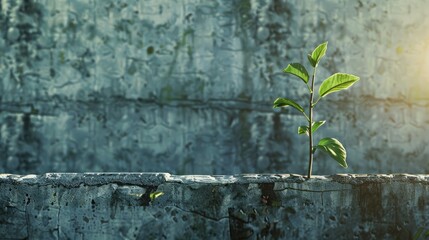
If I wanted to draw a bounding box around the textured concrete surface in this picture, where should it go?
[0,173,428,239]
[1,0,429,175]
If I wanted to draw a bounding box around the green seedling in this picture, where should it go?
[273,42,359,178]
[149,191,164,201]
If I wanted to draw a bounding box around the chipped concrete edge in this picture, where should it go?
[0,173,428,187]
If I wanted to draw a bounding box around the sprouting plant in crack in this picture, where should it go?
[273,42,360,178]
[139,190,164,206]
[150,191,164,202]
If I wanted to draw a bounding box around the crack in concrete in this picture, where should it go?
[172,205,229,222]
[25,205,30,239]
[274,187,352,193]
[57,203,61,239]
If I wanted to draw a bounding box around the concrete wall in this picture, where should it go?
[1,0,429,175]
[1,173,428,239]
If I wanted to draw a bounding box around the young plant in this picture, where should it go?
[273,42,359,178]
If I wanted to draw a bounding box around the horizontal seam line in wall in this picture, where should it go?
[274,187,352,193]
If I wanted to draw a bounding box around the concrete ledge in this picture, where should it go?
[1,173,428,239]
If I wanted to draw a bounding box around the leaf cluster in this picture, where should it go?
[273,42,359,171]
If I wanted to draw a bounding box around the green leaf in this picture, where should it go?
[283,63,309,84]
[149,191,164,201]
[312,120,326,133]
[309,42,328,67]
[319,73,360,98]
[307,54,316,67]
[273,98,304,113]
[298,125,309,135]
[316,138,347,168]
[297,121,326,136]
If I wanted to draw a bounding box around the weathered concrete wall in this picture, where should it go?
[1,0,429,175]
[0,173,428,239]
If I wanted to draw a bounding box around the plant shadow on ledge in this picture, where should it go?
[273,42,360,179]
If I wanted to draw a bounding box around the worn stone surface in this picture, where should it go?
[1,0,429,175]
[0,173,428,239]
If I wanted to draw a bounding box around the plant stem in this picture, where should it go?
[307,68,316,179]
[312,97,321,107]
